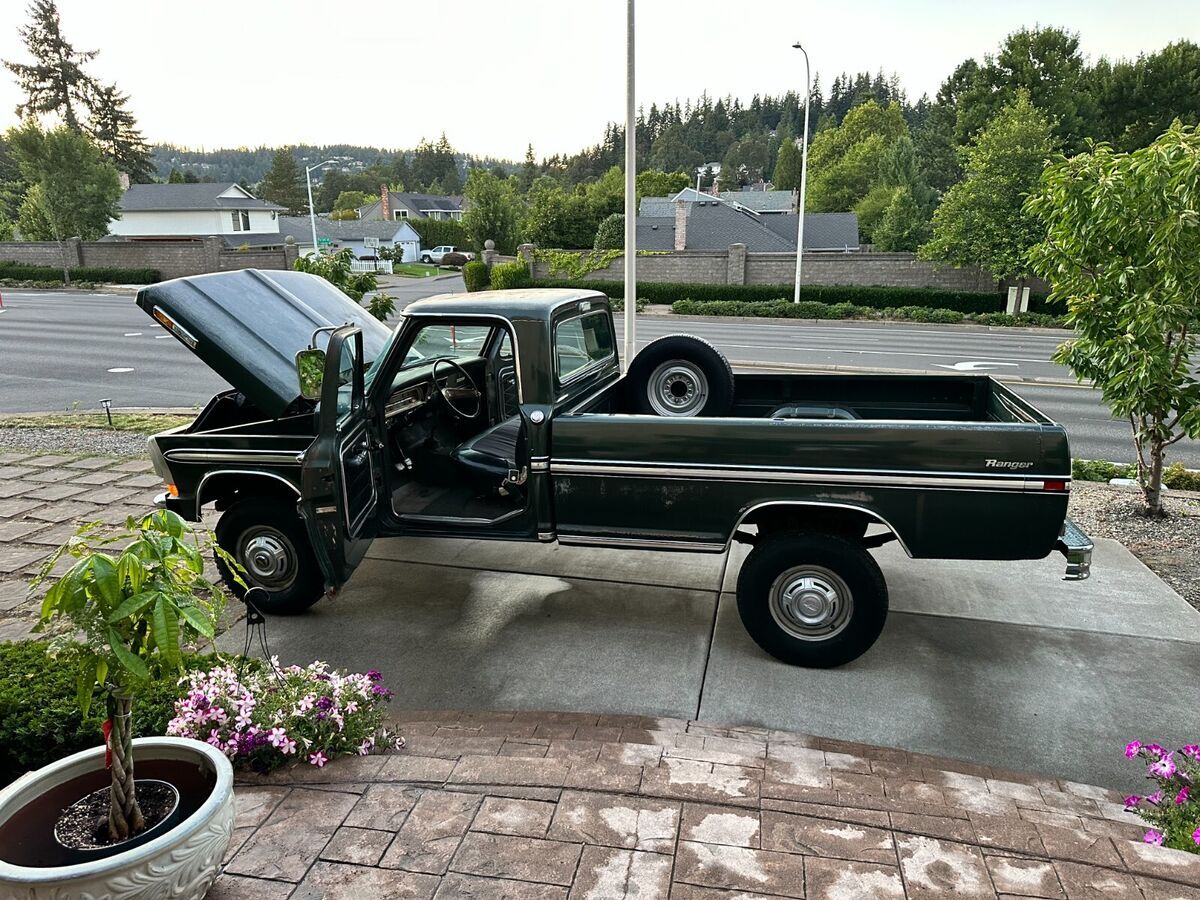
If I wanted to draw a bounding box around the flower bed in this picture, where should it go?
[168,659,401,771]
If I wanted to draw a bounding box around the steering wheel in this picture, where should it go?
[432,358,481,419]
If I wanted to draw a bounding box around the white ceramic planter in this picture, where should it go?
[0,737,234,900]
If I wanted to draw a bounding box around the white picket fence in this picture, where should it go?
[350,259,393,274]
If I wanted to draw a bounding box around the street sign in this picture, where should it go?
[363,237,380,249]
[317,237,332,246]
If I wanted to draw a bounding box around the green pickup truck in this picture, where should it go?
[141,269,1092,667]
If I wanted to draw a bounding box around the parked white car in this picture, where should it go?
[420,245,475,264]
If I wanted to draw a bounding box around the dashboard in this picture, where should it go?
[385,381,433,419]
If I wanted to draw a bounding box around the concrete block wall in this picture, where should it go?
[527,246,999,293]
[0,239,296,281]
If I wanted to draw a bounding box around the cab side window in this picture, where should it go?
[555,312,615,383]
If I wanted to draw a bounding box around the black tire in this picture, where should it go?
[215,498,324,615]
[736,532,888,668]
[626,334,735,417]
[420,254,433,264]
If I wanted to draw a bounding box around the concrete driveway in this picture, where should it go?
[221,535,1200,792]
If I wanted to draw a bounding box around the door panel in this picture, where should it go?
[299,327,379,592]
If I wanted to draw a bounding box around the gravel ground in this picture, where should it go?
[0,427,150,457]
[1069,480,1200,612]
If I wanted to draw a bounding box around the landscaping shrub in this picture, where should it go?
[1123,741,1200,852]
[439,252,470,268]
[0,262,160,284]
[667,298,1065,328]
[0,641,240,786]
[490,260,531,291]
[409,217,469,251]
[1071,459,1200,490]
[462,260,489,292]
[528,278,1056,314]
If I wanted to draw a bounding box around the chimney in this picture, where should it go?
[118,172,130,191]
[380,184,390,221]
[674,199,687,251]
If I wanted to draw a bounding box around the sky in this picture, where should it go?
[0,0,1196,161]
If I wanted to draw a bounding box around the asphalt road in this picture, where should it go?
[1,285,1195,466]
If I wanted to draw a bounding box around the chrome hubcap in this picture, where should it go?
[769,566,853,641]
[240,528,297,590]
[648,360,708,416]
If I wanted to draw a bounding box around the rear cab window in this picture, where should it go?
[554,311,615,384]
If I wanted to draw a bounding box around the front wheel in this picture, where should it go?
[214,498,324,615]
[420,254,433,264]
[736,532,888,667]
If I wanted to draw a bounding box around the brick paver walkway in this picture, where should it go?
[213,711,1200,899]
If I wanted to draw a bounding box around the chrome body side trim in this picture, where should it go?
[399,507,525,528]
[557,534,726,553]
[165,449,305,465]
[727,500,914,557]
[195,469,302,508]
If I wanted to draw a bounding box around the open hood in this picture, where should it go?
[136,269,392,418]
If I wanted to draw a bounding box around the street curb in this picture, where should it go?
[728,358,1093,389]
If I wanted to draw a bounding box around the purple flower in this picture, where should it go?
[1123,795,1141,809]
[371,684,392,697]
[1125,741,1142,759]
[1147,790,1164,805]
[1144,830,1165,846]
[1149,753,1177,779]
[1145,743,1166,759]
[316,696,334,710]
[366,669,383,682]
[1182,745,1200,761]
[1176,786,1191,805]
[1193,826,1200,846]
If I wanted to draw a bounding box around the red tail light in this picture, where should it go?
[1042,480,1068,492]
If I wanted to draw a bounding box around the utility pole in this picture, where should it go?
[792,41,811,304]
[306,159,338,255]
[623,0,637,369]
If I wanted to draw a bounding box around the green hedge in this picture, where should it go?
[462,260,489,292]
[0,642,238,786]
[668,298,1066,328]
[0,262,161,284]
[529,278,1056,314]
[490,260,532,291]
[1072,459,1200,491]
[409,218,469,252]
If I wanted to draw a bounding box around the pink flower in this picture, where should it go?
[1125,741,1142,759]
[1147,790,1164,805]
[1145,743,1166,759]
[280,737,297,755]
[1182,745,1200,761]
[1144,830,1164,845]
[1193,826,1200,846]
[309,751,328,768]
[357,737,374,756]
[267,727,288,748]
[1149,753,1177,779]
[1123,795,1141,809]
[1177,786,1191,805]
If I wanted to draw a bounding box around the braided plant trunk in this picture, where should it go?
[108,693,145,841]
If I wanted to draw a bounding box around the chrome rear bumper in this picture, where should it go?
[1056,517,1093,580]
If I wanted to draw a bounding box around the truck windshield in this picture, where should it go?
[401,324,492,367]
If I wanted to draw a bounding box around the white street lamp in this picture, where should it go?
[792,41,811,304]
[305,159,338,256]
[623,0,637,371]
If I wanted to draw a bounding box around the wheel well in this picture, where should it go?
[736,503,900,547]
[198,472,301,513]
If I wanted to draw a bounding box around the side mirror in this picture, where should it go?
[296,348,326,400]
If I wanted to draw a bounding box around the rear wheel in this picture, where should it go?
[421,254,433,264]
[215,498,324,615]
[627,334,735,417]
[736,532,888,667]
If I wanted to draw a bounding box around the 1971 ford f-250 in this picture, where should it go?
[139,268,1093,667]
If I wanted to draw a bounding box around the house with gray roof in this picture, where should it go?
[357,186,463,222]
[278,216,423,261]
[639,188,796,218]
[108,183,285,247]
[637,198,858,253]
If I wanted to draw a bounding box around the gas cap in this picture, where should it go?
[529,410,545,424]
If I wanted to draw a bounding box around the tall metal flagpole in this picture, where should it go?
[623,0,637,370]
[792,42,811,304]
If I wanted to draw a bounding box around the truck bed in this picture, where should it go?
[552,372,1071,561]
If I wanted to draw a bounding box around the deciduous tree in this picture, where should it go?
[635,169,689,199]
[7,121,121,282]
[1026,123,1200,515]
[920,92,1056,281]
[593,213,623,250]
[461,169,520,254]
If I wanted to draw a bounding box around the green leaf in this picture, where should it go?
[76,670,93,717]
[107,627,148,679]
[106,591,156,623]
[175,602,216,639]
[89,554,121,608]
[151,597,181,668]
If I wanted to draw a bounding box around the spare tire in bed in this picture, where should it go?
[627,334,735,417]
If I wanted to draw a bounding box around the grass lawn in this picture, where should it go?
[393,263,439,278]
[0,412,195,433]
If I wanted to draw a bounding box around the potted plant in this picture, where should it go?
[0,510,237,899]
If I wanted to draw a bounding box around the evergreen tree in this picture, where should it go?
[519,144,538,193]
[3,0,98,130]
[86,83,153,183]
[773,134,803,191]
[258,149,306,215]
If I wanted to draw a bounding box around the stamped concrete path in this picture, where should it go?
[213,710,1200,899]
